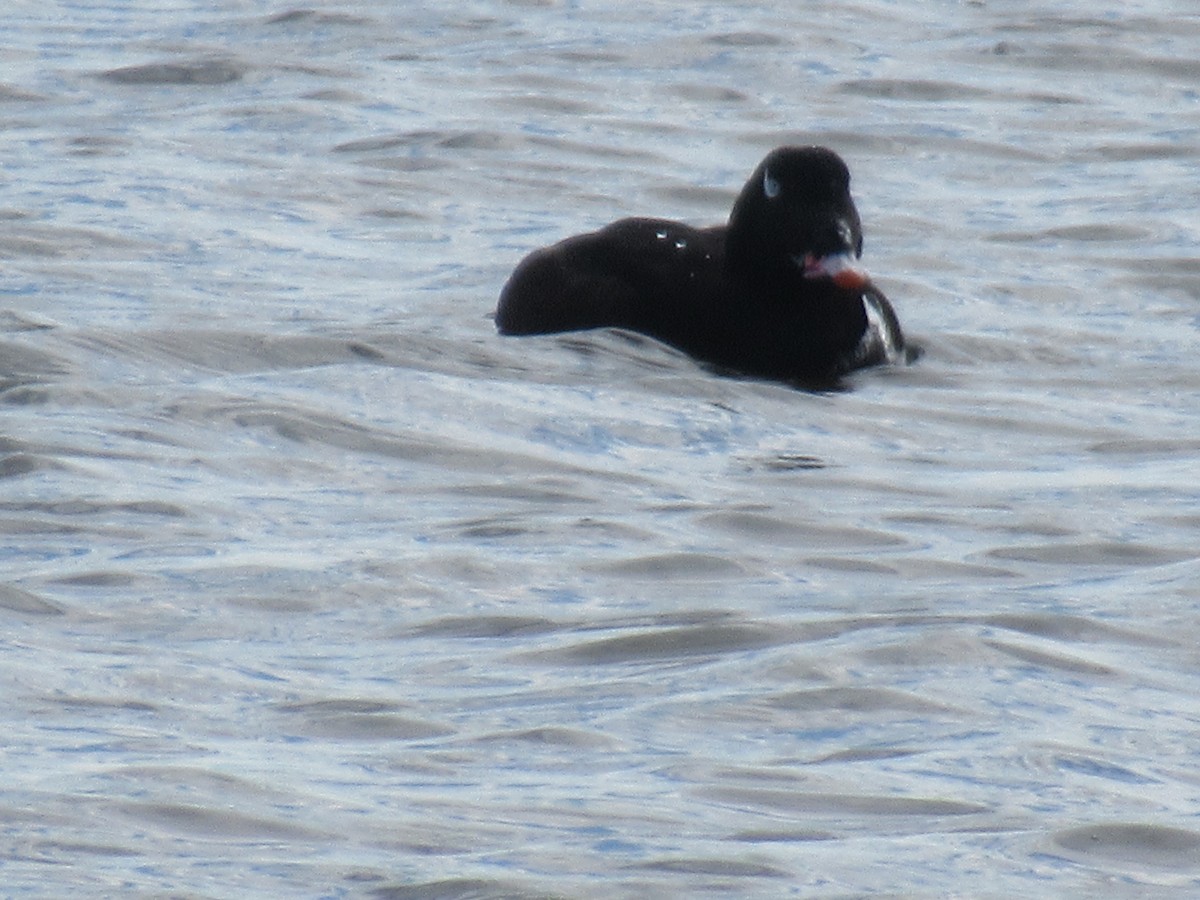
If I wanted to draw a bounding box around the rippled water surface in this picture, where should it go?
[5,1,1200,896]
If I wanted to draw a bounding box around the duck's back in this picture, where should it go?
[495,218,726,338]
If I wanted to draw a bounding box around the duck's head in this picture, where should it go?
[727,145,868,291]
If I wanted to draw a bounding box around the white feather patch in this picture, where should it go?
[762,169,781,199]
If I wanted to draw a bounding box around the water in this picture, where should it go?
[4,1,1200,896]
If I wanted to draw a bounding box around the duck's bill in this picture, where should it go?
[798,252,869,292]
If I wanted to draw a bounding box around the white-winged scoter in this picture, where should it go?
[496,146,905,385]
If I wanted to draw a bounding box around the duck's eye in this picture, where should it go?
[762,169,781,200]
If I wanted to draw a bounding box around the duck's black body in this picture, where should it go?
[496,146,905,384]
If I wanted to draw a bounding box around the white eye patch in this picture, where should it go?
[762,168,781,199]
[837,219,854,248]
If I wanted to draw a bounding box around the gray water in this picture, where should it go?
[4,1,1200,896]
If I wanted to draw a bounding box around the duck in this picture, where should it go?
[495,146,905,385]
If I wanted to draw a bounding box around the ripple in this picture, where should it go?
[99,57,247,86]
[987,542,1195,567]
[704,31,784,47]
[983,639,1118,676]
[699,510,907,550]
[590,551,746,580]
[633,856,789,877]
[0,583,65,616]
[413,615,560,639]
[838,78,995,101]
[703,786,989,818]
[118,801,323,840]
[987,223,1156,244]
[1053,823,1200,870]
[369,880,552,900]
[0,84,45,102]
[983,612,1167,646]
[0,453,65,478]
[274,699,454,741]
[766,687,955,715]
[264,9,374,27]
[530,620,784,665]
